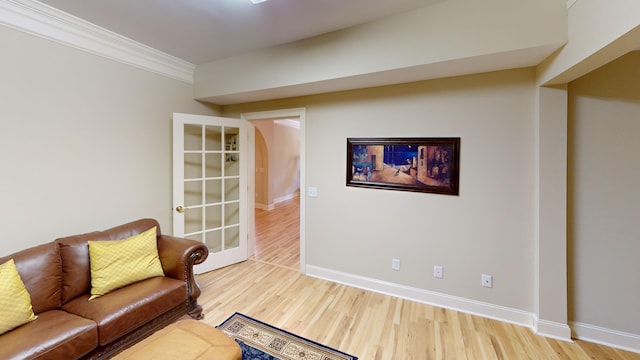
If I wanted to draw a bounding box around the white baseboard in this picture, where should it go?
[255,203,274,210]
[534,317,573,342]
[306,265,535,329]
[257,192,299,210]
[274,192,299,204]
[571,321,640,354]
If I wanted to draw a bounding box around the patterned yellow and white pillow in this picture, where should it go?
[0,259,38,335]
[88,226,164,300]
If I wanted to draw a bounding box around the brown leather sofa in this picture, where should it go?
[0,218,208,360]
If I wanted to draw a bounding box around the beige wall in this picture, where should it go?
[2,0,639,350]
[254,121,274,207]
[272,122,300,202]
[254,120,300,208]
[532,0,640,348]
[0,26,219,255]
[568,51,640,335]
[225,67,537,312]
[253,127,269,207]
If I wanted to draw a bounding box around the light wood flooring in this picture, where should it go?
[251,197,300,270]
[195,197,639,359]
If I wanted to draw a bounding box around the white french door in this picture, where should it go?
[172,113,247,274]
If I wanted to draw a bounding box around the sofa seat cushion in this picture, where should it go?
[62,277,186,346]
[0,310,98,360]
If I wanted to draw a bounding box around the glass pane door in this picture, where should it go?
[173,113,246,273]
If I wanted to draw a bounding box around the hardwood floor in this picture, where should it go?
[195,197,639,359]
[251,197,300,270]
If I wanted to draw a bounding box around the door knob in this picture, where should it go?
[176,205,186,213]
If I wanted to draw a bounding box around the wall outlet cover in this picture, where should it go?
[482,274,493,288]
[434,266,443,279]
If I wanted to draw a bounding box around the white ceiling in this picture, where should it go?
[37,0,442,64]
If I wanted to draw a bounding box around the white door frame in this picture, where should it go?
[241,108,306,275]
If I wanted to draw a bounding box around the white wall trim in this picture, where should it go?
[534,317,573,342]
[0,0,194,83]
[274,192,299,205]
[257,193,299,211]
[571,322,640,354]
[307,265,535,329]
[255,203,275,211]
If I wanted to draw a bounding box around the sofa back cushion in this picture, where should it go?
[88,226,164,300]
[0,259,38,335]
[0,242,62,313]
[55,218,161,304]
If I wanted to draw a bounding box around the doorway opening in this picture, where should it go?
[253,118,300,270]
[241,108,306,274]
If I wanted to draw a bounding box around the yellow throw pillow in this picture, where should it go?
[0,259,38,335]
[88,226,164,300]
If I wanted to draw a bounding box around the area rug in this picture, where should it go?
[217,312,358,360]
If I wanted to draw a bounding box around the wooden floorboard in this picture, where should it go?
[195,197,640,359]
[252,197,300,270]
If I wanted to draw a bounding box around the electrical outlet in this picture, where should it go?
[392,259,401,271]
[434,266,443,279]
[482,274,493,288]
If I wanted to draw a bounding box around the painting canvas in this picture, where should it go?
[347,137,460,195]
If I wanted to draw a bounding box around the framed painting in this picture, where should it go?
[347,137,460,195]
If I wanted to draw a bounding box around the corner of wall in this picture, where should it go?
[534,316,573,342]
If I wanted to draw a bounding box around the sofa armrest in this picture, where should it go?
[156,235,208,305]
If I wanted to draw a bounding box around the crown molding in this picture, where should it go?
[0,0,194,83]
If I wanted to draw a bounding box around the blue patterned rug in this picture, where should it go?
[235,339,278,360]
[217,312,358,360]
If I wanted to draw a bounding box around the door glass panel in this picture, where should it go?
[224,178,240,201]
[186,232,202,243]
[205,126,222,151]
[184,181,202,207]
[224,226,240,249]
[184,124,202,151]
[224,130,237,151]
[225,154,240,176]
[175,113,246,273]
[185,207,202,234]
[225,202,240,225]
[205,153,222,178]
[184,153,202,179]
[205,230,222,253]
[205,204,222,229]
[205,179,222,204]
